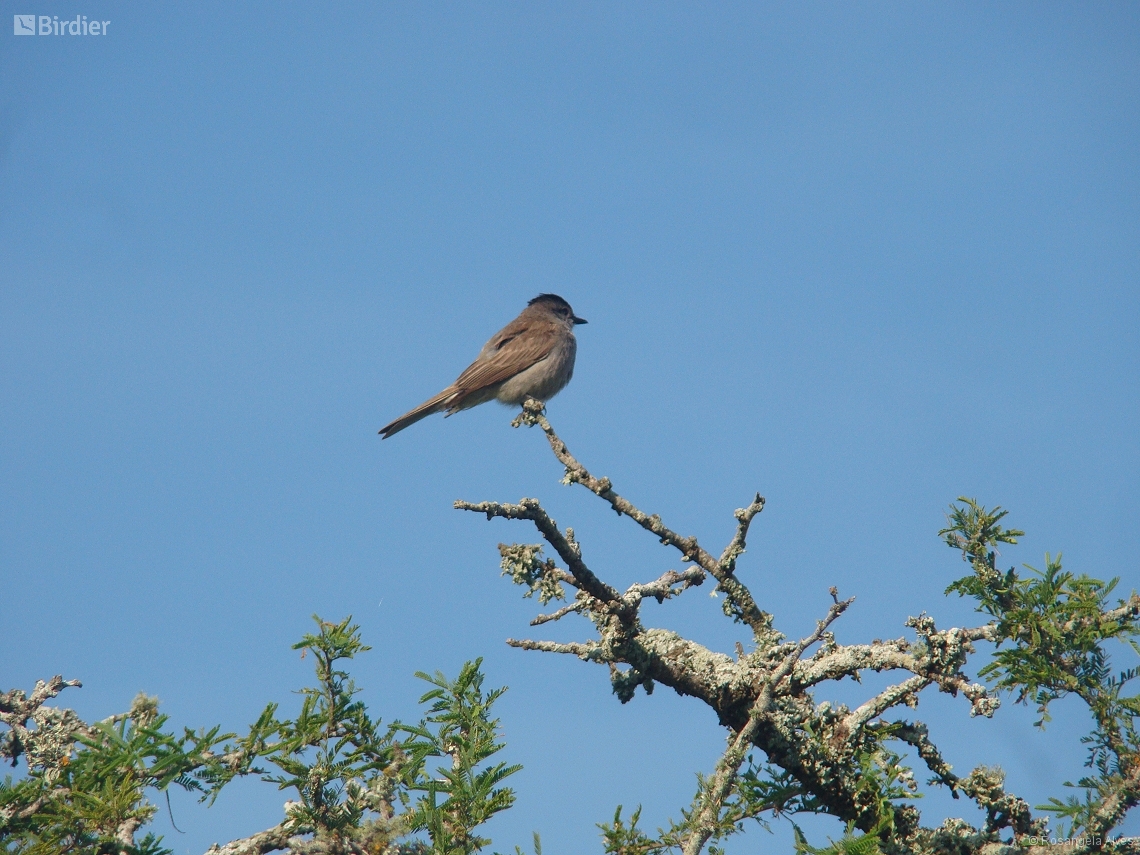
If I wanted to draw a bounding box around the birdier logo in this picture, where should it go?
[13,14,110,36]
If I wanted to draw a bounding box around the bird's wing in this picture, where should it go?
[451,318,555,399]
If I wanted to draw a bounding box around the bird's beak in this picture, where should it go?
[573,315,588,325]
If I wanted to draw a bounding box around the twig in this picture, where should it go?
[203,822,295,855]
[531,601,587,626]
[513,401,771,635]
[719,494,766,576]
[844,675,931,735]
[755,590,854,716]
[885,721,959,792]
[454,498,619,605]
[623,567,707,604]
[0,676,83,720]
[505,638,604,660]
[795,621,1000,719]
[1086,761,1140,842]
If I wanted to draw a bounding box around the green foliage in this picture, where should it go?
[734,760,815,818]
[940,497,1024,578]
[501,830,542,855]
[1,617,522,855]
[941,498,1140,837]
[0,693,236,855]
[251,615,406,846]
[598,805,670,855]
[595,741,919,855]
[400,660,522,855]
[849,745,921,833]
[793,821,886,855]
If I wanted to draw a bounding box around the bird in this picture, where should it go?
[379,294,587,439]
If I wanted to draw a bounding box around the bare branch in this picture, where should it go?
[682,707,767,855]
[887,721,959,791]
[526,565,709,644]
[506,638,605,660]
[719,493,766,575]
[757,590,855,714]
[623,567,707,605]
[957,767,1040,838]
[455,497,620,604]
[531,600,587,626]
[796,637,913,686]
[203,822,295,855]
[516,404,716,568]
[0,676,82,722]
[1104,592,1140,624]
[796,619,1000,719]
[512,400,772,636]
[1,677,87,770]
[116,817,143,855]
[845,675,931,735]
[458,412,1140,850]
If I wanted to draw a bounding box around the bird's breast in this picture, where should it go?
[495,334,576,405]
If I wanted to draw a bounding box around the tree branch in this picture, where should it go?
[844,675,932,736]
[203,822,296,855]
[455,497,620,605]
[505,638,605,660]
[623,567,707,605]
[887,721,960,791]
[531,599,587,626]
[682,592,853,855]
[719,493,766,576]
[1086,761,1140,843]
[512,399,772,636]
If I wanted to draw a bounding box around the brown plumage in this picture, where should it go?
[379,294,587,439]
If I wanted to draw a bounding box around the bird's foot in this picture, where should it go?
[512,398,548,428]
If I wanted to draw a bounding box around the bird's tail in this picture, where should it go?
[379,388,456,439]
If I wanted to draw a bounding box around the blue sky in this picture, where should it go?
[2,3,1138,852]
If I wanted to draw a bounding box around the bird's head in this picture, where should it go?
[528,293,587,325]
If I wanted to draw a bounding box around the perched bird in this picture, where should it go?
[379,294,587,439]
